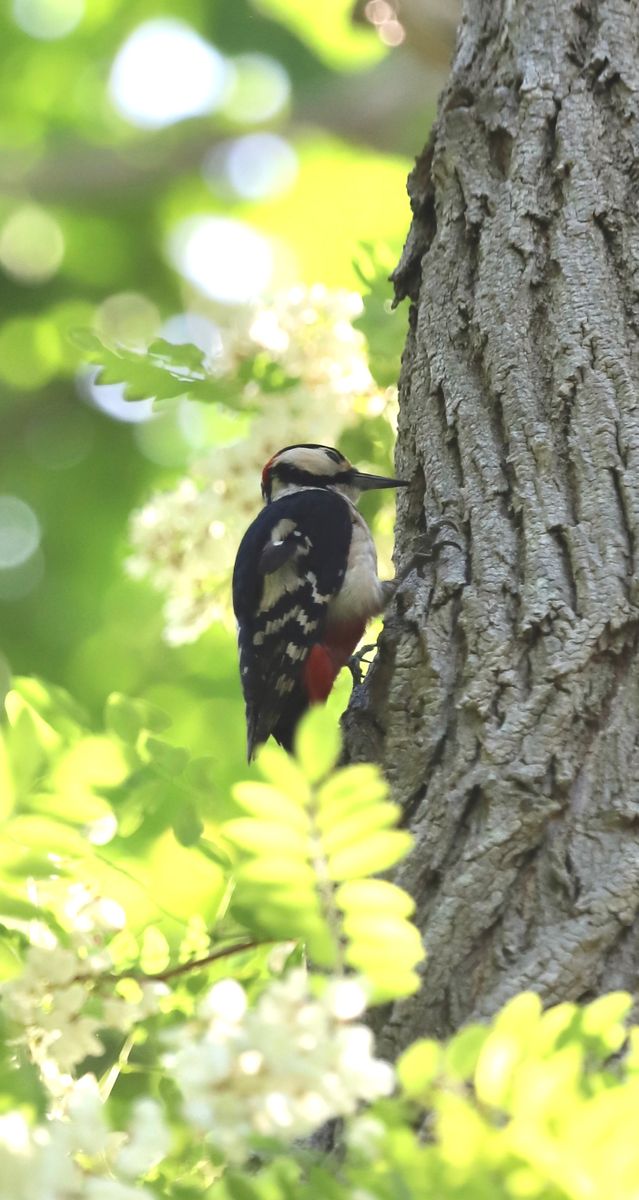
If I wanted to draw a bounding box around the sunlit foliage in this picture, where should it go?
[3,686,639,1199]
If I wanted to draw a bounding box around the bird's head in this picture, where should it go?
[260,443,408,504]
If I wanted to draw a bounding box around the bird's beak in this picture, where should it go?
[351,470,410,492]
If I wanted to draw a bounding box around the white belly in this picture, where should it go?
[327,510,384,622]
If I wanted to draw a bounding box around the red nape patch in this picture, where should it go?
[261,454,277,489]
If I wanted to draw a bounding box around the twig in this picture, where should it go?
[142,939,275,983]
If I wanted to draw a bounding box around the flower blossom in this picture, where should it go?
[0,1077,168,1200]
[167,970,394,1160]
[1,884,162,1095]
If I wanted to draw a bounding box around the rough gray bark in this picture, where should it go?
[345,0,639,1056]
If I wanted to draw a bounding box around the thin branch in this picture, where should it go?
[140,939,276,983]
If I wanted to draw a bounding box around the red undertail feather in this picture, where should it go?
[302,619,367,704]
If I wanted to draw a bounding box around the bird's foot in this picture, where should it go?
[346,643,377,686]
[408,516,464,568]
[381,517,464,607]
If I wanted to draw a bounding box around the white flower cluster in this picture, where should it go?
[127,285,390,644]
[248,283,371,395]
[1,884,162,1095]
[0,1076,169,1200]
[168,970,395,1161]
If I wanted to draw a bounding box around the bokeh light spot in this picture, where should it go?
[12,0,84,40]
[205,133,298,200]
[134,407,193,468]
[49,298,95,372]
[0,496,41,568]
[109,19,229,129]
[95,292,160,349]
[87,811,118,845]
[0,205,65,284]
[78,368,155,424]
[168,217,273,304]
[378,18,405,46]
[221,53,290,124]
[161,312,222,362]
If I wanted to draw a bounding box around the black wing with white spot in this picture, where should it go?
[232,489,352,758]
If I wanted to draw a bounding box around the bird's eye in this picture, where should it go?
[325,448,342,464]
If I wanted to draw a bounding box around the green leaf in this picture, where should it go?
[198,838,234,869]
[328,830,413,880]
[235,858,318,888]
[172,802,204,847]
[105,693,171,743]
[581,992,633,1037]
[294,706,341,783]
[0,890,58,926]
[444,1024,490,1079]
[240,351,299,394]
[140,925,170,974]
[138,735,189,774]
[344,949,420,999]
[255,742,311,805]
[232,782,309,831]
[4,814,88,857]
[320,802,400,852]
[224,818,309,858]
[146,337,209,372]
[540,1001,578,1052]
[183,756,219,792]
[0,737,15,820]
[494,992,542,1038]
[76,329,297,410]
[353,243,407,388]
[335,879,415,919]
[224,740,417,1000]
[474,1031,522,1108]
[398,1038,442,1099]
[77,331,237,405]
[317,764,388,821]
[224,1174,262,1200]
[341,914,423,960]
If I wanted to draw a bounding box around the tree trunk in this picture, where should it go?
[345,0,639,1056]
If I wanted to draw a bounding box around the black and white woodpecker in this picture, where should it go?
[232,443,408,760]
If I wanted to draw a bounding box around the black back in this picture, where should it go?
[232,488,352,757]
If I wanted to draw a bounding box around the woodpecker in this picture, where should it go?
[232,443,408,760]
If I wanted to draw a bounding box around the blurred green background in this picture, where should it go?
[0,0,455,782]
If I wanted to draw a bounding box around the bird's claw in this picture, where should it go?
[347,643,377,685]
[408,516,464,567]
